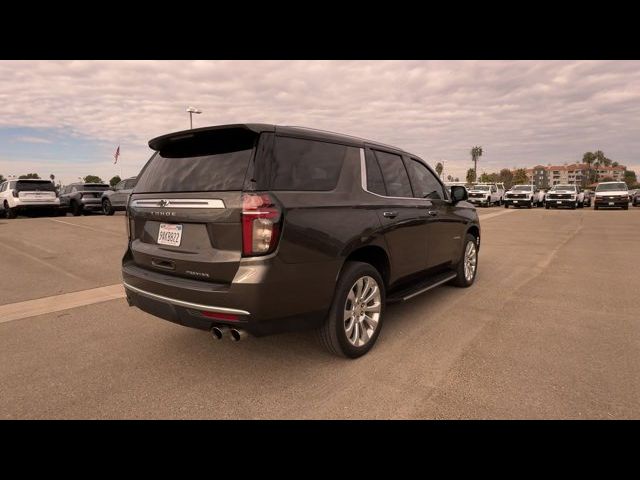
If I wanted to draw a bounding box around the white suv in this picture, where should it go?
[0,179,60,219]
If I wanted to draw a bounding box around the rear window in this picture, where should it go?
[374,150,413,198]
[136,129,257,193]
[82,184,109,191]
[16,180,55,192]
[271,137,347,191]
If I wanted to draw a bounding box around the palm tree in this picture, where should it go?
[470,146,483,182]
[435,162,444,179]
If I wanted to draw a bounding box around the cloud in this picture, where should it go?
[0,60,639,182]
[15,136,52,144]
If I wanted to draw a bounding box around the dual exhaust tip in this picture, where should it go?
[211,326,248,342]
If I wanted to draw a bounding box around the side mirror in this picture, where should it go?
[451,185,468,203]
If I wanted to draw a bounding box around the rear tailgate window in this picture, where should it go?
[16,180,55,192]
[136,129,257,193]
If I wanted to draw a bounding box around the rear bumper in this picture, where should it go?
[10,199,59,209]
[468,198,490,206]
[594,198,628,208]
[81,199,103,210]
[122,252,340,336]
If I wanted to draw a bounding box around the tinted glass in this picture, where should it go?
[15,180,55,192]
[124,179,137,189]
[115,181,126,190]
[82,184,109,191]
[374,151,412,198]
[136,150,253,193]
[404,159,444,200]
[272,137,347,191]
[365,150,386,195]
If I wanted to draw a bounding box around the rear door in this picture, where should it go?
[110,180,126,206]
[127,127,260,284]
[365,148,429,281]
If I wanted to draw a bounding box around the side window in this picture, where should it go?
[125,179,137,189]
[0,182,5,192]
[9,181,16,190]
[364,150,386,196]
[491,186,496,193]
[272,137,348,191]
[374,151,413,198]
[404,158,444,200]
[71,186,77,193]
[115,181,126,190]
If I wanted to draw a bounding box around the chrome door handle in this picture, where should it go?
[383,211,398,218]
[427,210,438,217]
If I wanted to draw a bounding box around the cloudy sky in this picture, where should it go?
[1,60,639,184]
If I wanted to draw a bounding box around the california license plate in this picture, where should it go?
[157,223,183,247]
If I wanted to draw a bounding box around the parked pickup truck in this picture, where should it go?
[467,183,503,207]
[503,184,544,208]
[544,184,585,209]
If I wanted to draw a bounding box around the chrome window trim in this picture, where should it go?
[123,282,250,316]
[359,148,448,202]
[130,199,226,209]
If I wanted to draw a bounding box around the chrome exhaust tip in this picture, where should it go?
[211,326,228,340]
[229,328,248,342]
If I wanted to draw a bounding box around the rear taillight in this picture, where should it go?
[242,193,282,256]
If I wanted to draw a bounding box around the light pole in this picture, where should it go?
[186,106,202,129]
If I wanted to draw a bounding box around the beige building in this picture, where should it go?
[525,163,626,188]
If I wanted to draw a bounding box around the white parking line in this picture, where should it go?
[0,284,125,324]
[479,209,518,221]
[1,242,88,283]
[47,218,122,236]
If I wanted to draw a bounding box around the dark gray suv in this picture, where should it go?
[59,183,111,216]
[102,177,137,215]
[122,124,480,357]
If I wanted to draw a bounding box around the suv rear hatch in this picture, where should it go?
[16,180,57,202]
[127,126,268,285]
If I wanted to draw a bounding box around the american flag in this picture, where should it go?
[114,145,120,164]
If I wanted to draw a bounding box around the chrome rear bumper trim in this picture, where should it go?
[123,282,250,315]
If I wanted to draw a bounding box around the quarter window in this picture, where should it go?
[374,151,412,198]
[272,137,349,191]
[364,150,386,196]
[404,158,444,200]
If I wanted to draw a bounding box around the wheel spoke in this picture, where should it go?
[363,302,381,313]
[345,317,355,337]
[363,314,378,329]
[358,321,370,345]
[362,285,378,304]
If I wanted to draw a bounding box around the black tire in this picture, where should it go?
[578,201,584,209]
[57,208,68,216]
[318,261,385,358]
[102,199,115,216]
[504,204,509,209]
[71,201,82,216]
[545,203,550,209]
[5,202,17,219]
[452,233,479,288]
[594,206,599,210]
[622,204,628,210]
[527,201,533,209]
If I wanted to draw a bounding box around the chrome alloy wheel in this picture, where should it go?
[463,241,477,282]
[343,276,381,347]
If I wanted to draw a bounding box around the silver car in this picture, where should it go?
[101,177,137,215]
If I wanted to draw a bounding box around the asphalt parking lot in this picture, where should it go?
[1,206,639,419]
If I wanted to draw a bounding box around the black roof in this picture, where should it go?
[148,123,410,155]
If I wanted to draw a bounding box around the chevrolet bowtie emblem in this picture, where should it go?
[159,199,169,207]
